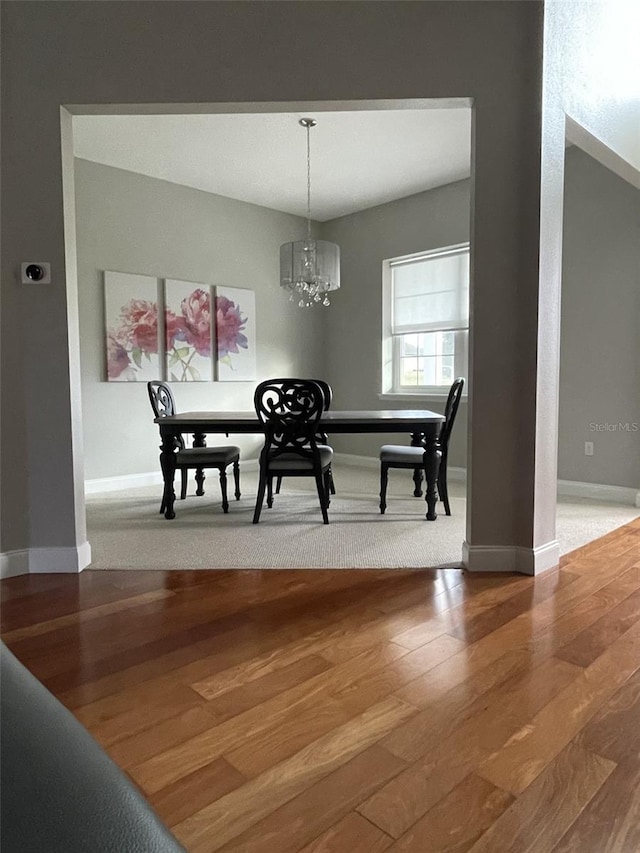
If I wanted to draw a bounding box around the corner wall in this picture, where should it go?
[535,0,640,550]
[321,180,470,467]
[1,0,547,574]
[75,159,324,481]
[559,147,640,490]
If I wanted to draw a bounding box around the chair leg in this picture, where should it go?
[328,465,336,495]
[315,474,329,524]
[323,469,332,507]
[253,467,267,524]
[379,463,389,514]
[439,453,451,516]
[267,477,274,508]
[412,465,423,497]
[180,469,188,500]
[219,468,229,513]
[194,467,205,497]
[275,475,283,495]
[233,460,241,500]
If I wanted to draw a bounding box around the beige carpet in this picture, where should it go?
[85,464,639,570]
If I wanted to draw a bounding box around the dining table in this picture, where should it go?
[154,409,445,521]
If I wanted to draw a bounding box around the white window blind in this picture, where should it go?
[391,247,469,335]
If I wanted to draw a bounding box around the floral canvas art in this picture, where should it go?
[104,271,161,382]
[215,286,256,381]
[164,279,213,381]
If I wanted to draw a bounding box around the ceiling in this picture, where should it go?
[73,108,472,221]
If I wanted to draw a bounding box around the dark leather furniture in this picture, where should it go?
[0,643,185,853]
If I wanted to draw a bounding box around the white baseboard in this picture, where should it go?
[83,464,634,508]
[84,460,261,495]
[557,479,638,506]
[333,453,467,482]
[462,539,560,576]
[333,453,379,470]
[0,550,30,579]
[0,542,91,578]
[84,471,164,494]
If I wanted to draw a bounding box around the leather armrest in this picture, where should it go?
[0,643,185,852]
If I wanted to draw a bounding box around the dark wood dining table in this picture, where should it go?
[154,409,445,521]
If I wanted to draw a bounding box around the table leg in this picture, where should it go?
[423,436,442,521]
[192,432,206,496]
[159,434,177,520]
[410,431,424,497]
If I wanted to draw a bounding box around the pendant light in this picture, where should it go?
[280,118,340,308]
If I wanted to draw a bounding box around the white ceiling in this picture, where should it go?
[73,108,472,221]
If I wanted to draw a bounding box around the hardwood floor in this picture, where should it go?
[2,518,639,852]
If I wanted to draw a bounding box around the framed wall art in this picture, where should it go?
[164,279,213,381]
[104,271,160,382]
[215,286,256,382]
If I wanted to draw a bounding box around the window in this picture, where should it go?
[382,244,469,394]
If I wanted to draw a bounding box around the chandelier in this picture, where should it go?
[280,118,340,308]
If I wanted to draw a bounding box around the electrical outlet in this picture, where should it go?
[585,441,594,456]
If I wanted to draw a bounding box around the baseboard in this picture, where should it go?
[557,479,638,506]
[333,453,379,470]
[331,463,633,504]
[84,471,164,494]
[333,453,467,482]
[83,464,637,507]
[1,542,92,578]
[1,550,30,579]
[462,539,560,576]
[85,461,260,495]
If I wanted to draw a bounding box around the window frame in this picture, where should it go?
[382,243,470,398]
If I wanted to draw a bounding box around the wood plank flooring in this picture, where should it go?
[2,517,640,852]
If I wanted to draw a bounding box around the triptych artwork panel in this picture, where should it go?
[215,285,256,382]
[165,279,213,382]
[104,271,161,382]
[103,271,256,383]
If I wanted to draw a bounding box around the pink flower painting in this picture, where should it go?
[104,272,161,382]
[104,274,255,384]
[215,286,256,381]
[216,295,248,360]
[164,280,213,381]
[106,332,134,380]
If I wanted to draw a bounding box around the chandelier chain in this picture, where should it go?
[280,117,339,308]
[306,123,312,240]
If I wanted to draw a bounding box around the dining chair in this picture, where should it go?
[147,381,241,514]
[274,378,335,497]
[253,378,333,524]
[378,377,464,516]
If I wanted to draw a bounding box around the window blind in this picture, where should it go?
[391,248,469,335]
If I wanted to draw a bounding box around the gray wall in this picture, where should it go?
[1,0,547,563]
[558,147,640,489]
[534,0,640,549]
[75,158,324,480]
[321,181,470,467]
[4,0,635,572]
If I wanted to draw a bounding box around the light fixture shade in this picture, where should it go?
[280,239,340,307]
